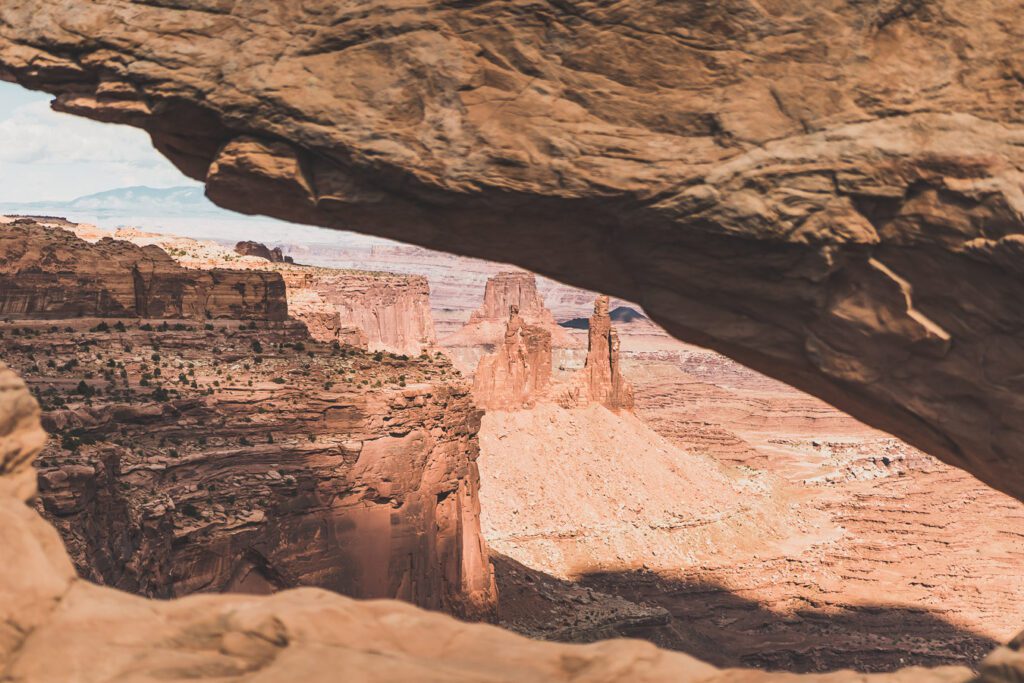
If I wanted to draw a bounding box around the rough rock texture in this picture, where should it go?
[473,305,553,411]
[6,320,494,617]
[446,272,576,348]
[490,321,1024,672]
[69,222,428,353]
[277,269,436,356]
[235,240,293,264]
[444,270,580,374]
[0,219,495,619]
[7,2,1024,507]
[0,222,287,321]
[565,297,635,411]
[0,360,1001,683]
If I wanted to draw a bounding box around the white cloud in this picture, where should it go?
[0,84,198,202]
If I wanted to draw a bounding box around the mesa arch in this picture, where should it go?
[2,0,1024,680]
[4,1,1024,503]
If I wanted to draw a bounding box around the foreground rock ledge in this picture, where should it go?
[3,2,1024,505]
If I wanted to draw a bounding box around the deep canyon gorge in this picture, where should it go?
[2,1,1024,680]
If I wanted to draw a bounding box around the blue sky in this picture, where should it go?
[0,81,200,202]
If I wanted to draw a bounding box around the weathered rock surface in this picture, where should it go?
[446,271,576,348]
[6,1,1024,506]
[235,240,293,264]
[0,222,287,321]
[0,359,996,683]
[473,305,552,411]
[71,222,433,354]
[0,220,495,620]
[6,319,494,616]
[564,297,635,411]
[278,269,436,356]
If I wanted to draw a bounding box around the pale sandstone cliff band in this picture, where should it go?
[1,2,1023,504]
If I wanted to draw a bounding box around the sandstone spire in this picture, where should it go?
[444,271,576,349]
[472,304,552,411]
[471,272,553,326]
[579,296,634,411]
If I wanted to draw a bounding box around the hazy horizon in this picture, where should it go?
[0,81,400,250]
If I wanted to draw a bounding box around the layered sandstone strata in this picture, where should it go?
[0,220,494,617]
[444,271,579,374]
[446,272,576,348]
[472,305,552,411]
[0,221,287,321]
[71,224,435,356]
[7,318,494,617]
[277,269,435,356]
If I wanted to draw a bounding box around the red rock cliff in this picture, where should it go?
[277,269,436,356]
[0,220,495,619]
[14,322,494,618]
[446,271,575,349]
[472,305,552,411]
[0,222,287,321]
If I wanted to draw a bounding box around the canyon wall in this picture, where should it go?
[0,353,1009,683]
[0,222,287,321]
[0,220,495,618]
[16,321,493,616]
[7,1,1024,506]
[278,269,435,356]
[68,225,435,355]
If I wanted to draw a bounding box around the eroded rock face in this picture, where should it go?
[10,320,493,616]
[566,296,635,412]
[473,306,552,411]
[0,222,287,321]
[0,220,495,618]
[234,240,293,264]
[0,359,1010,683]
[5,2,1024,503]
[277,269,435,356]
[449,272,575,347]
[445,270,578,375]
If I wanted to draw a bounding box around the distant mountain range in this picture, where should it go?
[0,184,393,249]
[0,185,228,218]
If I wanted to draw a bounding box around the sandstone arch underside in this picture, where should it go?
[3,2,1024,680]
